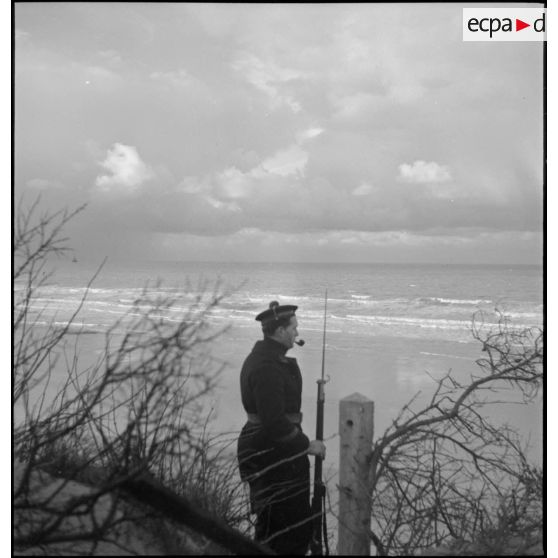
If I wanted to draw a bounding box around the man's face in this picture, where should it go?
[277,316,299,349]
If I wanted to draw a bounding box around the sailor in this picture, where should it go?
[237,301,326,555]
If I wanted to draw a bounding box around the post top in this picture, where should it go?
[340,392,373,403]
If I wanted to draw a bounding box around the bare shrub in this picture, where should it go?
[13,197,252,554]
[358,312,543,556]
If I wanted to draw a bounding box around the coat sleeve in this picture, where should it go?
[251,363,310,454]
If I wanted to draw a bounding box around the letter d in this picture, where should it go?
[534,13,545,32]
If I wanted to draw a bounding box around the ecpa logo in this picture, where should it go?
[463,8,546,41]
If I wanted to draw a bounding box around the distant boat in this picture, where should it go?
[72,256,78,263]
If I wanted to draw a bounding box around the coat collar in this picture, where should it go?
[252,337,290,361]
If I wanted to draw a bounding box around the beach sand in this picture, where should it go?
[16,319,542,555]
[26,322,542,466]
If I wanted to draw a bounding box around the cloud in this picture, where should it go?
[297,127,325,142]
[232,52,303,112]
[95,143,154,191]
[96,50,123,67]
[215,167,254,199]
[15,28,31,43]
[82,65,123,89]
[214,142,309,200]
[203,195,241,212]
[352,183,375,196]
[25,178,65,190]
[149,69,208,94]
[398,160,452,184]
[331,92,379,121]
[13,4,542,263]
[257,144,308,177]
[177,175,209,195]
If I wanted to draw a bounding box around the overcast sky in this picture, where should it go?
[14,2,544,264]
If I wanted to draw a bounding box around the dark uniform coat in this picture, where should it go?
[237,337,312,555]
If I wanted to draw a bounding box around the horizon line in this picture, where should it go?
[68,258,544,267]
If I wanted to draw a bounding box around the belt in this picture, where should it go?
[247,412,303,425]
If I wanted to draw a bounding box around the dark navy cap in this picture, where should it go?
[255,301,298,325]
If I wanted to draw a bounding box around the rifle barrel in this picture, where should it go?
[320,290,328,382]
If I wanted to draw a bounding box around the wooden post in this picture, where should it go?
[338,393,374,556]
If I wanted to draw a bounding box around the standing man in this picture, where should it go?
[237,301,326,555]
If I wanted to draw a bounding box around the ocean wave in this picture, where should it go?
[417,297,492,306]
[19,273,541,347]
[345,314,471,330]
[329,295,492,309]
[502,311,543,320]
[50,321,106,334]
[419,351,474,360]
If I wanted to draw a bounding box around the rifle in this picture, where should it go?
[310,290,329,556]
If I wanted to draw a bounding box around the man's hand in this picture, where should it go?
[308,440,326,459]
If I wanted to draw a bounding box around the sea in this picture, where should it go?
[16,259,544,468]
[14,258,545,549]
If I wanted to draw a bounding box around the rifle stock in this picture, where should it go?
[310,379,326,555]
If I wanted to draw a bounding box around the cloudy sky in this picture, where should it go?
[14,2,544,264]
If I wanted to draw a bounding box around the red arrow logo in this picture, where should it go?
[516,19,530,31]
